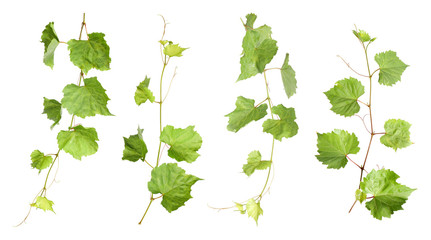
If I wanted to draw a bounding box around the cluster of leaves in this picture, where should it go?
[225,13,298,225]
[316,29,415,219]
[25,16,112,218]
[122,18,202,223]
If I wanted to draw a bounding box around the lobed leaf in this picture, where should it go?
[122,128,148,162]
[280,53,297,98]
[262,104,298,141]
[244,13,257,30]
[353,29,373,43]
[355,189,367,204]
[242,150,271,176]
[42,97,62,129]
[30,150,53,173]
[360,169,415,220]
[148,163,201,212]
[225,96,268,132]
[57,125,99,160]
[246,199,263,225]
[375,51,408,86]
[324,77,365,117]
[380,119,412,151]
[163,42,187,57]
[61,77,112,118]
[316,129,360,169]
[67,33,111,74]
[41,22,59,69]
[160,125,202,163]
[134,76,155,105]
[31,196,55,213]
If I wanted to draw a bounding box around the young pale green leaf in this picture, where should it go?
[41,22,60,69]
[122,128,148,162]
[244,13,257,30]
[57,125,99,160]
[280,53,297,98]
[238,22,277,81]
[243,150,271,176]
[235,202,246,214]
[353,29,372,43]
[355,189,367,204]
[42,97,62,129]
[380,119,412,151]
[225,96,268,132]
[324,78,365,117]
[316,129,360,169]
[31,196,55,213]
[375,51,408,86]
[246,199,263,225]
[67,33,111,74]
[148,163,201,212]
[360,169,415,220]
[61,77,112,118]
[30,150,53,173]
[135,76,155,105]
[262,104,298,141]
[163,42,187,57]
[160,125,202,163]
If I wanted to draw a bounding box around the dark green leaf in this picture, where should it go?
[41,22,59,69]
[135,76,155,105]
[42,97,62,129]
[122,128,148,162]
[226,96,268,132]
[375,51,408,86]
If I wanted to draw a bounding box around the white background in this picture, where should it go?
[1,0,429,239]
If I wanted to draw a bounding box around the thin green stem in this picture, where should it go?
[138,198,154,225]
[42,150,61,194]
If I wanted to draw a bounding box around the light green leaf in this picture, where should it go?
[30,150,53,173]
[160,125,202,163]
[225,96,268,132]
[163,42,187,57]
[380,119,412,151]
[159,40,169,46]
[316,129,360,169]
[243,150,271,176]
[375,51,408,86]
[67,32,111,74]
[360,169,415,220]
[135,76,155,105]
[42,97,62,129]
[235,202,246,214]
[31,196,55,213]
[324,77,365,117]
[148,163,201,212]
[61,77,112,118]
[41,22,59,69]
[244,13,257,30]
[353,29,372,43]
[246,199,263,225]
[57,125,99,160]
[355,189,367,204]
[122,128,148,162]
[280,53,297,98]
[238,21,278,81]
[262,104,298,141]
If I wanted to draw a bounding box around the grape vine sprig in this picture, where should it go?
[17,13,112,226]
[213,13,298,225]
[121,16,202,224]
[316,28,415,220]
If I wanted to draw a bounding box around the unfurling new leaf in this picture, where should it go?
[148,163,201,212]
[163,42,187,57]
[380,119,412,151]
[225,96,268,132]
[160,125,202,163]
[246,199,263,225]
[262,104,298,141]
[324,77,365,117]
[31,196,55,213]
[57,125,99,160]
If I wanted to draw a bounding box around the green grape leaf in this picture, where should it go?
[30,150,53,173]
[316,129,360,169]
[380,119,412,151]
[280,53,297,98]
[243,150,271,176]
[57,125,99,160]
[163,42,187,57]
[42,97,62,129]
[122,128,148,162]
[235,202,246,214]
[225,96,268,132]
[67,32,111,74]
[324,77,365,117]
[61,77,112,118]
[31,196,55,213]
[148,163,201,212]
[244,13,257,30]
[135,76,155,105]
[262,104,298,141]
[355,189,367,204]
[375,51,408,86]
[360,169,415,220]
[246,199,263,225]
[160,125,202,163]
[41,22,60,69]
[238,22,278,81]
[353,29,372,43]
